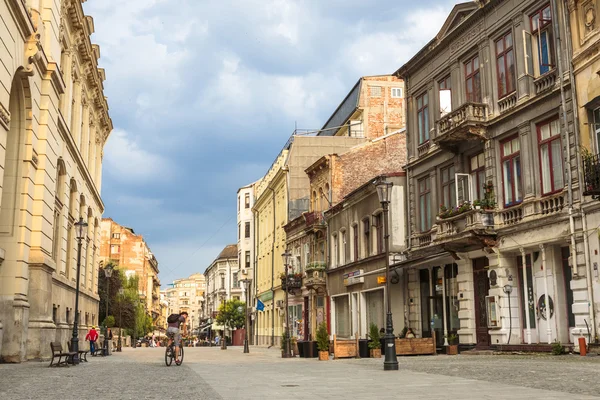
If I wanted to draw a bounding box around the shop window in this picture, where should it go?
[501,136,522,206]
[537,117,563,195]
[334,295,351,338]
[365,290,384,332]
[417,93,429,144]
[465,55,481,103]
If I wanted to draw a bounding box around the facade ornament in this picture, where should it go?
[585,3,596,32]
[18,33,42,77]
[0,101,10,130]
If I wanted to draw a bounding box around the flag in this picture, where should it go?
[256,299,265,311]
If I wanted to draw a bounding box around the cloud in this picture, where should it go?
[103,129,175,184]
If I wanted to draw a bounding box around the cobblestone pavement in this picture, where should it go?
[0,346,599,399]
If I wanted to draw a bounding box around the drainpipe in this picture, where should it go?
[562,0,597,343]
[551,0,577,278]
[540,244,552,344]
[267,187,276,348]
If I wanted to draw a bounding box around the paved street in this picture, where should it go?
[0,346,599,399]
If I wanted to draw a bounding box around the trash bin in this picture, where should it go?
[359,339,369,358]
[297,341,305,358]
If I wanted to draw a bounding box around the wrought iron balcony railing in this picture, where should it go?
[583,153,600,199]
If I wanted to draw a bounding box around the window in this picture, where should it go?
[340,230,346,265]
[221,275,225,289]
[245,193,250,208]
[538,118,563,194]
[465,55,481,103]
[374,214,383,254]
[332,233,338,267]
[111,233,120,239]
[245,251,250,269]
[530,5,554,75]
[418,177,432,232]
[441,165,456,208]
[110,245,120,253]
[371,86,382,97]
[496,32,515,98]
[245,222,250,238]
[233,272,239,288]
[334,295,351,338]
[417,93,429,144]
[362,218,370,257]
[391,87,403,98]
[52,208,61,261]
[470,153,486,201]
[501,136,522,206]
[439,76,452,116]
[352,224,359,261]
[238,223,241,240]
[594,108,600,153]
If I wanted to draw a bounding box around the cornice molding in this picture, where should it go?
[6,0,35,39]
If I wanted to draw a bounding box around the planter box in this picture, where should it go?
[370,348,382,358]
[446,344,458,355]
[395,332,436,356]
[333,335,359,359]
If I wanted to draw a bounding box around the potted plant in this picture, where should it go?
[368,323,382,358]
[446,333,458,355]
[316,322,329,361]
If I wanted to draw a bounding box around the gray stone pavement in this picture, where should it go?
[0,346,599,399]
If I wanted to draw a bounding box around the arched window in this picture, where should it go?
[65,179,77,279]
[53,159,67,265]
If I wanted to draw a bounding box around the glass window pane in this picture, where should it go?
[540,122,551,140]
[496,39,504,54]
[473,73,481,102]
[466,61,472,75]
[512,138,520,152]
[471,156,478,171]
[543,6,551,21]
[478,153,485,166]
[540,31,550,73]
[503,141,511,156]
[503,160,512,204]
[474,56,479,70]
[420,196,426,231]
[424,108,429,140]
[426,193,431,228]
[418,112,423,143]
[423,94,428,105]
[506,33,513,48]
[478,171,486,200]
[450,182,456,207]
[514,156,522,201]
[506,50,515,93]
[532,14,539,31]
[418,96,422,108]
[466,78,473,99]
[550,119,560,137]
[551,139,564,189]
[498,56,506,95]
[541,143,551,193]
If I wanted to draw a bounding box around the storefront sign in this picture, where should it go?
[377,276,386,285]
[258,290,273,302]
[343,270,364,286]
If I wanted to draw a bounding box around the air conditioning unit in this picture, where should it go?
[276,300,283,308]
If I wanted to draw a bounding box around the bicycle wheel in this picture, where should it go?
[175,346,184,366]
[165,345,173,366]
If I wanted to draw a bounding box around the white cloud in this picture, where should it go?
[103,129,175,184]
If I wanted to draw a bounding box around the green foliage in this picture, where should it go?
[316,322,329,352]
[447,333,458,345]
[103,315,116,328]
[215,299,246,329]
[368,323,381,349]
[280,331,290,351]
[552,342,564,355]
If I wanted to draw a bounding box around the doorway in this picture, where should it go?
[473,257,490,348]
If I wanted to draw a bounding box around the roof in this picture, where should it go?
[217,244,238,260]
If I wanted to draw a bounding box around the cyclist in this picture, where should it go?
[166,311,188,361]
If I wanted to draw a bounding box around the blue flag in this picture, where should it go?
[256,299,265,311]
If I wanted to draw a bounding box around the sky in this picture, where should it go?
[82,0,455,286]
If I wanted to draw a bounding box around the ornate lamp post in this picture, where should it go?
[281,251,292,358]
[70,217,88,364]
[103,263,114,355]
[117,288,124,351]
[220,271,227,350]
[239,269,252,354]
[375,177,398,371]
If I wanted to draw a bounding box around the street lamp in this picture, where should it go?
[239,270,252,354]
[70,216,88,364]
[375,177,398,371]
[281,251,292,358]
[220,272,227,350]
[103,263,114,355]
[117,288,124,352]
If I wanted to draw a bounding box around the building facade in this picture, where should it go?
[569,0,600,346]
[98,219,160,324]
[165,273,206,334]
[0,0,112,361]
[396,0,585,349]
[204,245,239,323]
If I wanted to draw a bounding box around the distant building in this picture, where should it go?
[99,218,161,325]
[165,273,206,333]
[204,245,239,320]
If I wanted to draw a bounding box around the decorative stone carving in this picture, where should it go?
[0,101,10,130]
[585,3,596,32]
[19,32,42,77]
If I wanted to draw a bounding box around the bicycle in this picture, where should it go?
[165,332,184,366]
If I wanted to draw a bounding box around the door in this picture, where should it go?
[473,257,491,348]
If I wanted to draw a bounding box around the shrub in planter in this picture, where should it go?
[552,341,564,355]
[446,333,458,355]
[316,322,329,361]
[368,323,382,358]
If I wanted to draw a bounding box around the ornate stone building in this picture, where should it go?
[0,0,112,361]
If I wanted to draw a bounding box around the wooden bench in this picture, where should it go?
[68,341,89,362]
[395,332,436,356]
[49,342,77,367]
[333,334,359,359]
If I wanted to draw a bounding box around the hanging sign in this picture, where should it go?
[377,276,386,285]
[343,270,364,286]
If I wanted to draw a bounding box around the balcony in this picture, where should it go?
[494,192,566,229]
[583,153,600,199]
[303,211,326,232]
[434,208,496,251]
[534,69,557,95]
[280,273,303,292]
[435,103,488,149]
[304,262,326,291]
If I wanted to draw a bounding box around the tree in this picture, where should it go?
[98,263,124,325]
[215,299,246,329]
[103,315,116,328]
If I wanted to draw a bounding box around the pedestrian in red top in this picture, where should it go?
[86,326,99,355]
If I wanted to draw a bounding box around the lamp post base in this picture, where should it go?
[243,338,249,353]
[383,312,398,371]
[70,336,80,365]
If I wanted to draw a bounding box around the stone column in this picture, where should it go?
[80,99,89,156]
[70,76,81,140]
[456,255,475,345]
[26,252,56,360]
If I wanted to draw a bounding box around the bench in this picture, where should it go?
[49,342,77,367]
[68,341,89,362]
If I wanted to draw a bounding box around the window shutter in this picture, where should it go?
[522,31,534,76]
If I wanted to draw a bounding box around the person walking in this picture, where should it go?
[106,328,114,354]
[86,326,99,355]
